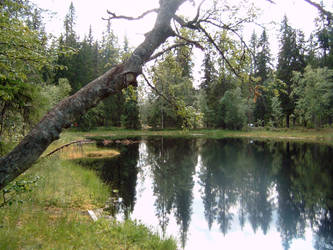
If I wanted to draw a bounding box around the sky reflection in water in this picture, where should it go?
[77,138,333,250]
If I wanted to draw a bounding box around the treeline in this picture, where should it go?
[54,3,140,130]
[144,13,333,130]
[1,0,333,140]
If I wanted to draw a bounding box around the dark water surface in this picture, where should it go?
[77,138,333,250]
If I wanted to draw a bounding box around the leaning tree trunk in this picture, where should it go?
[0,0,186,190]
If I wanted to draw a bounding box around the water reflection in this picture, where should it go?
[75,142,139,219]
[77,138,333,250]
[147,138,197,248]
[199,139,275,237]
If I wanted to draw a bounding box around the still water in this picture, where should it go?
[75,138,333,250]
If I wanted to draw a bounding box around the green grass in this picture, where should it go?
[0,157,177,250]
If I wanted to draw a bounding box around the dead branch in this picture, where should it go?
[105,8,159,21]
[172,0,206,29]
[45,139,95,157]
[190,0,207,24]
[147,42,191,62]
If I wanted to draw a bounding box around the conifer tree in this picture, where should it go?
[253,29,273,125]
[276,16,306,127]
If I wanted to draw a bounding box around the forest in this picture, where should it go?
[1,0,333,142]
[1,1,333,248]
[0,0,332,159]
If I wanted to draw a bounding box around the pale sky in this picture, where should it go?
[32,0,331,48]
[31,0,331,86]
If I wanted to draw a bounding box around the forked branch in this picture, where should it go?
[174,34,204,50]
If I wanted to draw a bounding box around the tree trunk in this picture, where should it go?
[0,0,186,190]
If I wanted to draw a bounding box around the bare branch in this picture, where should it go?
[191,0,207,24]
[303,0,333,21]
[173,0,206,28]
[142,73,174,106]
[199,19,253,58]
[45,140,94,157]
[173,14,187,27]
[174,34,204,50]
[104,8,159,21]
[198,25,241,77]
[147,42,191,62]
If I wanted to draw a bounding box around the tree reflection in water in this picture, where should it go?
[147,138,197,249]
[76,137,333,249]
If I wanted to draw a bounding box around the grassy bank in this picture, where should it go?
[60,127,333,146]
[0,157,177,249]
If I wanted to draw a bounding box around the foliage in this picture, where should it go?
[251,30,274,125]
[121,86,141,129]
[145,48,197,129]
[270,96,283,127]
[276,16,306,127]
[41,78,72,110]
[1,175,40,207]
[2,0,333,136]
[292,66,333,128]
[53,3,140,130]
[315,9,333,68]
[219,87,247,130]
[0,0,58,137]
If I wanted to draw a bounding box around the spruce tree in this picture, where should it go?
[253,29,272,125]
[276,16,306,127]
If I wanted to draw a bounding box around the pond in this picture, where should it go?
[74,137,333,250]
